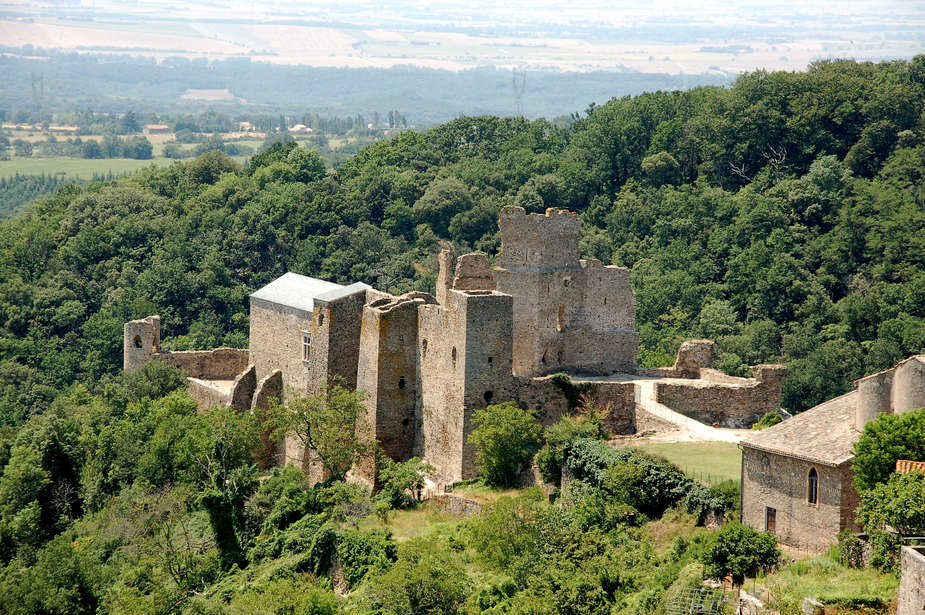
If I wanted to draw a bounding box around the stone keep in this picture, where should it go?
[493,206,638,377]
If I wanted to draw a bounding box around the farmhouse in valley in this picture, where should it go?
[124,206,787,485]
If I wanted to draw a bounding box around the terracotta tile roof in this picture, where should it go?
[896,459,925,474]
[741,391,859,466]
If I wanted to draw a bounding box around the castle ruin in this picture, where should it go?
[125,206,788,485]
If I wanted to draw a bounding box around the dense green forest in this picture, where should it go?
[0,57,922,613]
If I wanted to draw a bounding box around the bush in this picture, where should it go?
[701,522,780,585]
[377,457,434,509]
[358,538,471,615]
[536,416,603,486]
[856,471,925,572]
[467,402,542,487]
[836,529,864,568]
[852,407,925,491]
[752,411,783,430]
[336,529,397,588]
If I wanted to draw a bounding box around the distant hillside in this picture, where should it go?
[0,51,731,124]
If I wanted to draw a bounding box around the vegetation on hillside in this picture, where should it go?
[0,56,921,613]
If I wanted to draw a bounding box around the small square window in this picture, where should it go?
[302,331,311,362]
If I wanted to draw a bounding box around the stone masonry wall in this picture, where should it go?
[155,348,250,380]
[356,295,424,474]
[494,206,637,377]
[305,284,371,396]
[249,299,314,398]
[459,290,515,480]
[656,366,786,427]
[187,378,232,409]
[741,447,852,552]
[898,546,925,615]
[417,298,467,481]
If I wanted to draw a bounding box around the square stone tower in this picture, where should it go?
[493,206,638,377]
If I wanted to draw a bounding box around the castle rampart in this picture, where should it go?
[125,206,789,490]
[494,206,638,377]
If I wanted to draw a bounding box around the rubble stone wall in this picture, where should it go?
[187,378,232,409]
[656,367,786,427]
[249,299,313,397]
[898,546,925,615]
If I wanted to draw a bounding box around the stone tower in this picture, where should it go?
[493,206,638,377]
[123,315,161,372]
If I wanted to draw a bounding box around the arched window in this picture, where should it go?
[807,467,818,504]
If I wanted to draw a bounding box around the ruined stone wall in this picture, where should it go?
[741,448,853,552]
[587,381,636,435]
[156,348,250,380]
[417,300,467,482]
[416,289,514,482]
[124,316,160,371]
[494,207,637,377]
[357,295,424,471]
[898,546,925,615]
[459,290,515,480]
[187,378,232,409]
[305,285,370,396]
[249,299,313,397]
[655,366,786,427]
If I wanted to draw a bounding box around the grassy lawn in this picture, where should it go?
[0,154,253,182]
[620,440,742,485]
[0,156,170,181]
[351,505,465,542]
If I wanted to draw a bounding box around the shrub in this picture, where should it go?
[536,416,603,486]
[377,457,434,509]
[701,522,780,585]
[467,402,542,487]
[856,471,925,572]
[852,407,925,491]
[336,529,397,588]
[358,538,471,615]
[836,529,864,568]
[752,411,783,430]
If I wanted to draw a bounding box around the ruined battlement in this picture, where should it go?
[497,206,581,272]
[125,206,791,488]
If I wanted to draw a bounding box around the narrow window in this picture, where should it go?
[302,331,311,362]
[483,391,493,403]
[133,335,143,349]
[807,467,818,504]
[556,304,565,331]
[487,356,493,364]
[765,507,776,533]
[398,376,406,390]
[318,312,325,327]
[451,347,457,366]
[421,339,428,357]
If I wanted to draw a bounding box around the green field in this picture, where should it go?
[621,441,742,485]
[0,156,170,181]
[0,154,252,181]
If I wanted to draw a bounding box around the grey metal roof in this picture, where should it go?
[314,281,372,305]
[250,272,344,314]
[741,390,860,466]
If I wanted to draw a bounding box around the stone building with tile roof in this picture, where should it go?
[741,355,925,551]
